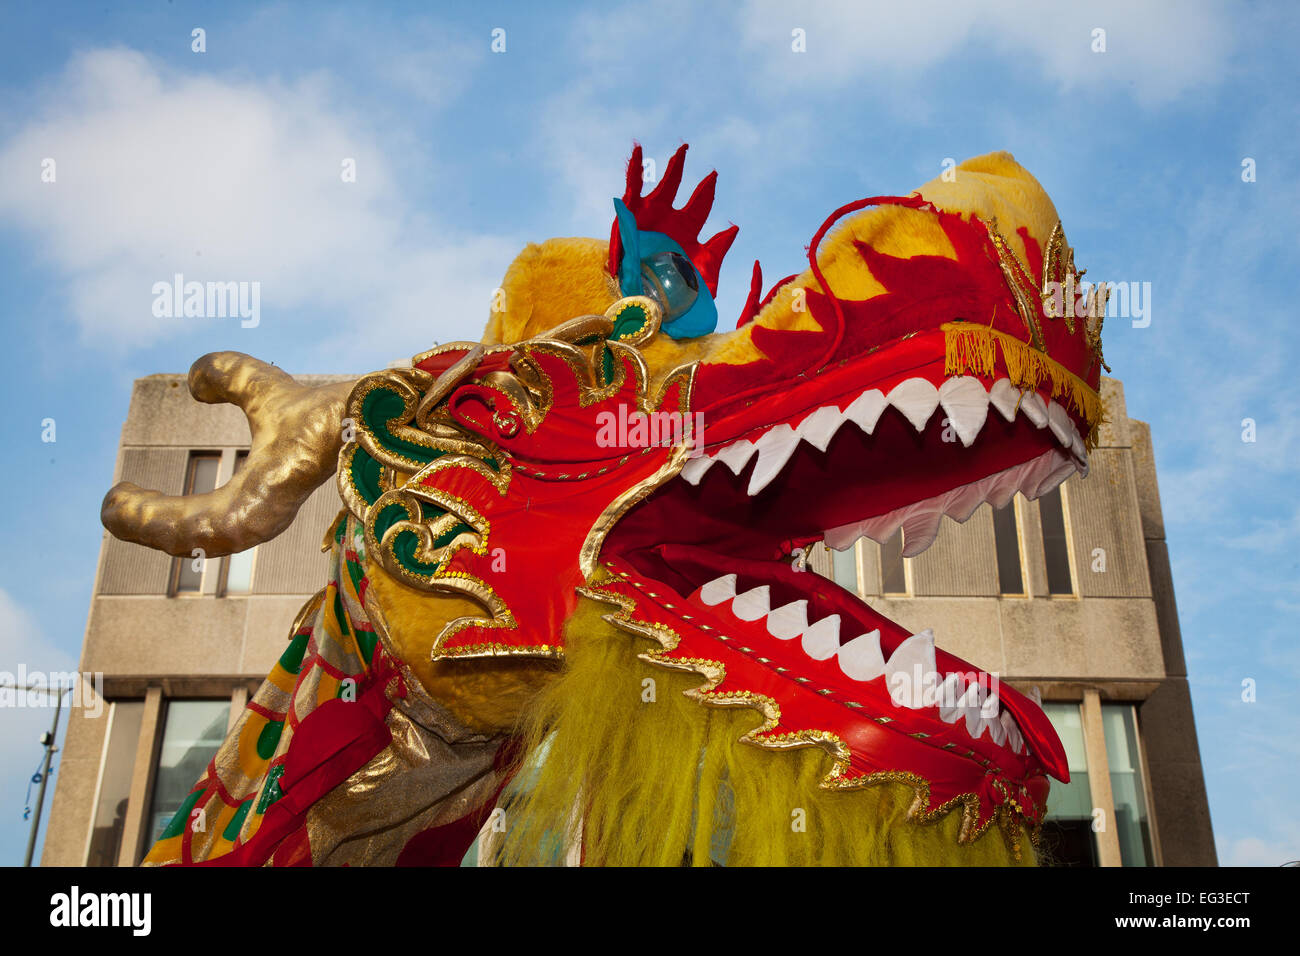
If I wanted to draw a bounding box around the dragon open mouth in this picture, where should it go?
[601,365,1085,791]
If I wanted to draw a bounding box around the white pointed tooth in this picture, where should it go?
[1047,401,1073,448]
[1019,391,1048,428]
[886,378,940,433]
[987,455,1039,509]
[953,682,985,737]
[1069,426,1087,462]
[699,574,737,606]
[983,711,1008,746]
[986,481,1018,509]
[842,388,887,434]
[823,510,902,550]
[858,511,904,545]
[838,629,885,682]
[943,479,988,523]
[979,685,1000,719]
[715,439,757,475]
[822,523,865,551]
[939,673,969,723]
[1025,451,1075,500]
[796,405,845,452]
[1000,711,1025,754]
[900,506,944,557]
[884,629,938,710]
[766,600,808,640]
[731,585,770,621]
[938,376,990,447]
[952,681,982,714]
[746,424,800,496]
[680,455,717,486]
[801,614,841,660]
[977,685,1006,744]
[988,379,1021,423]
[1013,448,1058,500]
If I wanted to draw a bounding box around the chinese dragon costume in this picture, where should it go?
[102,146,1109,866]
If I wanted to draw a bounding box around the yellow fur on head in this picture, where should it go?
[491,588,1038,866]
[484,238,621,346]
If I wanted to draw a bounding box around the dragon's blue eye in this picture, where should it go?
[640,251,700,320]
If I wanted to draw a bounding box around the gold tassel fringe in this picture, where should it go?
[942,321,1107,450]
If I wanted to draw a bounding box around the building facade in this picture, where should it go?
[40,373,1217,866]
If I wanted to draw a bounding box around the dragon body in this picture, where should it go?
[104,146,1109,866]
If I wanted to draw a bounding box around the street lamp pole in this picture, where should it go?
[23,684,69,867]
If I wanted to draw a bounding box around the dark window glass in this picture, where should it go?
[145,699,230,857]
[1040,819,1100,867]
[171,454,220,593]
[1042,702,1097,867]
[880,530,906,594]
[85,700,144,866]
[1103,704,1154,866]
[1039,487,1074,594]
[992,501,1024,594]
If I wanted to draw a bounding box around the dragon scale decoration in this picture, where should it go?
[102,146,1109,866]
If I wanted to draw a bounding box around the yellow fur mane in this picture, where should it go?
[491,588,1036,866]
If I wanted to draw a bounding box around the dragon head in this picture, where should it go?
[339,145,1107,846]
[104,144,1107,858]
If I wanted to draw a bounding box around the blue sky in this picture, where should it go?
[0,1,1295,866]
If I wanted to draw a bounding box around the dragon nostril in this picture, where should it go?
[492,409,521,438]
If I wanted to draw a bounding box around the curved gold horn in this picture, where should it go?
[101,352,354,558]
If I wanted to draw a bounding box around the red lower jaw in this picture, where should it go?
[585,553,1062,844]
[606,542,1067,783]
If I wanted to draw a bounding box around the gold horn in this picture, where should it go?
[101,352,354,558]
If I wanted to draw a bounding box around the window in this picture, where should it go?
[1040,702,1098,866]
[145,699,230,856]
[170,453,220,594]
[85,700,144,867]
[220,546,256,595]
[1102,704,1154,866]
[218,451,256,595]
[1039,487,1074,595]
[991,501,1024,595]
[880,529,907,595]
[828,542,858,592]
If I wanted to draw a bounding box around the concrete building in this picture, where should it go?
[40,373,1217,866]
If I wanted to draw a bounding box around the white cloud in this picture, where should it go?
[0,48,520,356]
[532,80,668,232]
[0,587,77,675]
[738,0,1232,105]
